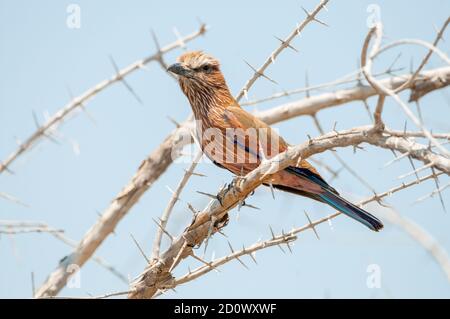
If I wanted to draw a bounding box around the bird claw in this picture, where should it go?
[216,176,244,206]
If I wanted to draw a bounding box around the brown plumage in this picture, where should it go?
[168,51,383,231]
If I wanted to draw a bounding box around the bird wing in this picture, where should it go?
[223,106,322,173]
[223,105,287,156]
[222,105,338,192]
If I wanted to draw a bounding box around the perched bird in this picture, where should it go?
[168,51,383,231]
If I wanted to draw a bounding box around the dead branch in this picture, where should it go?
[128,126,450,298]
[235,0,329,101]
[0,24,207,175]
[35,63,449,297]
[34,124,193,297]
[255,66,450,124]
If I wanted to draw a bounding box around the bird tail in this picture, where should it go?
[318,190,383,232]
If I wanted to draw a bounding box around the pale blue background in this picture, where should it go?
[0,0,449,298]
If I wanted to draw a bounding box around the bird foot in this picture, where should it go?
[216,176,245,206]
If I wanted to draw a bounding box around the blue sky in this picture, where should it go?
[1,0,449,298]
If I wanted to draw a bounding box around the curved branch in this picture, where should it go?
[128,126,450,298]
[0,24,207,175]
[34,124,194,298]
[256,67,450,124]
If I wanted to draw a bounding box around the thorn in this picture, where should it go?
[415,182,450,203]
[78,102,97,126]
[415,101,424,124]
[269,225,276,239]
[227,241,249,270]
[186,170,206,177]
[173,26,186,49]
[332,121,338,134]
[282,229,293,253]
[307,134,313,145]
[151,218,174,242]
[301,6,329,27]
[268,182,276,200]
[304,211,320,240]
[32,110,40,129]
[43,132,60,145]
[273,35,299,52]
[386,52,402,74]
[241,201,260,210]
[371,191,390,208]
[403,121,408,140]
[109,55,143,105]
[243,89,249,101]
[187,203,198,216]
[130,234,150,264]
[397,162,434,180]
[249,251,258,265]
[151,28,162,53]
[0,162,15,175]
[433,23,445,42]
[166,186,180,202]
[383,151,411,167]
[166,116,181,128]
[190,253,220,273]
[237,200,244,211]
[169,240,187,273]
[431,166,447,213]
[362,100,373,121]
[203,216,217,256]
[151,29,169,70]
[243,60,278,85]
[407,156,420,181]
[196,190,218,200]
[217,229,228,238]
[0,192,30,207]
[276,242,286,254]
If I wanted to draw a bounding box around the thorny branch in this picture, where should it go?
[128,125,450,298]
[35,58,450,299]
[149,0,330,275]
[0,220,127,283]
[17,5,448,299]
[0,24,207,175]
[235,0,330,101]
[361,22,450,158]
[165,183,450,291]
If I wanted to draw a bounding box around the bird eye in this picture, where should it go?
[202,64,211,72]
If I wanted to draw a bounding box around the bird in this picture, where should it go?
[167,51,383,232]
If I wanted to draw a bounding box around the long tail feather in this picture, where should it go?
[318,191,383,231]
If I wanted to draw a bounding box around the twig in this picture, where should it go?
[167,172,447,290]
[0,192,30,207]
[361,23,450,158]
[36,63,450,299]
[255,67,450,124]
[235,0,329,102]
[390,17,449,93]
[0,24,207,174]
[128,126,450,298]
[151,151,202,259]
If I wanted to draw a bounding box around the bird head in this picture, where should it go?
[167,51,227,91]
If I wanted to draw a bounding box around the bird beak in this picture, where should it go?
[167,63,190,77]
